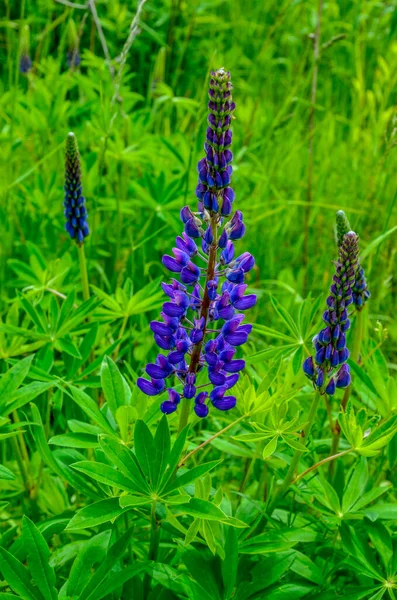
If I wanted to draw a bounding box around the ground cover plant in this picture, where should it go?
[0,0,397,598]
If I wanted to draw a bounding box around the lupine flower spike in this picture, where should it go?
[19,25,32,74]
[303,231,360,395]
[137,68,256,418]
[64,133,90,302]
[67,19,81,68]
[64,133,89,244]
[335,210,370,310]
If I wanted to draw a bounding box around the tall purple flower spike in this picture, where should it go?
[137,68,256,418]
[303,231,359,395]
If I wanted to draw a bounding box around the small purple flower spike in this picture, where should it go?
[137,69,256,418]
[303,231,359,395]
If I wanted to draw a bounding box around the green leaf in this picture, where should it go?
[119,495,153,508]
[78,529,133,600]
[71,461,140,493]
[55,335,82,359]
[152,415,171,488]
[4,381,53,416]
[98,435,149,494]
[101,356,131,418]
[133,419,156,484]
[0,464,16,480]
[263,436,278,459]
[177,498,247,528]
[67,498,129,530]
[69,386,117,438]
[360,225,397,260]
[164,460,220,494]
[342,457,368,513]
[159,425,189,491]
[289,550,323,584]
[365,519,393,571]
[222,527,238,599]
[22,516,57,600]
[0,546,42,600]
[67,531,110,597]
[0,356,33,401]
[49,433,99,448]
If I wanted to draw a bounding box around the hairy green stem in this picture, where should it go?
[267,389,321,515]
[77,243,90,302]
[329,309,365,476]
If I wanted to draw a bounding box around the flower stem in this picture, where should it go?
[267,389,321,515]
[341,308,364,410]
[292,448,351,486]
[177,396,191,434]
[77,243,90,302]
[329,309,365,476]
[177,215,218,434]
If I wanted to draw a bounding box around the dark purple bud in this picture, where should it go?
[137,377,165,396]
[336,332,346,351]
[233,295,257,310]
[180,262,201,285]
[224,373,239,389]
[185,218,201,239]
[180,206,194,224]
[315,347,326,365]
[316,369,324,388]
[325,378,336,396]
[212,396,237,411]
[161,401,178,414]
[303,356,315,378]
[176,233,197,257]
[209,371,226,386]
[207,279,218,301]
[204,227,214,245]
[223,359,245,373]
[338,348,349,363]
[154,334,175,350]
[150,321,174,336]
[145,363,169,379]
[221,241,235,265]
[226,269,245,283]
[162,255,183,273]
[336,364,351,388]
[194,403,209,418]
[218,228,228,248]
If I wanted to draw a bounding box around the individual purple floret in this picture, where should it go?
[64,132,89,244]
[137,68,256,418]
[19,54,32,74]
[67,50,81,68]
[303,231,359,395]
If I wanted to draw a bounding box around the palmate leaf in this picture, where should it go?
[71,461,140,493]
[248,294,322,364]
[98,435,149,493]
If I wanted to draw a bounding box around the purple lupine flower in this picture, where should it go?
[19,54,32,73]
[137,68,256,417]
[335,210,370,311]
[64,133,89,244]
[303,231,360,395]
[67,50,81,68]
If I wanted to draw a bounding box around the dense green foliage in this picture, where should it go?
[0,0,396,598]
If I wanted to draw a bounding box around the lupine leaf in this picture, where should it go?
[22,517,57,600]
[0,547,43,600]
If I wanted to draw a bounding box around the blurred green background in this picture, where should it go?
[1,0,396,366]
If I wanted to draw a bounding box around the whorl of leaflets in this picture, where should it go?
[336,210,370,310]
[64,133,89,244]
[137,68,257,418]
[303,232,360,395]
